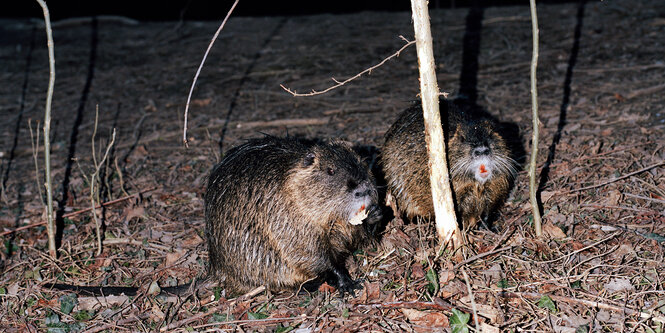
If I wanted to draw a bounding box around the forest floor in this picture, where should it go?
[1,0,665,331]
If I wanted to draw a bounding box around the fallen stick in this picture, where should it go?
[567,161,665,193]
[0,187,158,237]
[190,315,313,330]
[233,117,329,129]
[500,292,665,324]
[353,299,489,321]
[160,285,266,332]
[353,300,455,313]
[627,82,665,99]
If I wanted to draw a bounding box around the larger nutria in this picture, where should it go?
[381,99,518,230]
[205,136,382,294]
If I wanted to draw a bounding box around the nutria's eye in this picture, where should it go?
[327,167,335,176]
[303,153,316,167]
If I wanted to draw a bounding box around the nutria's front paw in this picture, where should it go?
[363,204,383,225]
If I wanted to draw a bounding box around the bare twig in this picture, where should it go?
[568,161,665,193]
[280,37,415,97]
[160,285,266,331]
[234,117,329,129]
[626,82,665,99]
[460,268,480,330]
[183,0,239,147]
[534,231,620,265]
[410,0,461,250]
[89,109,116,255]
[354,300,454,312]
[454,245,513,271]
[624,192,665,205]
[35,0,57,258]
[500,292,665,324]
[0,187,157,237]
[528,0,542,237]
[28,119,44,205]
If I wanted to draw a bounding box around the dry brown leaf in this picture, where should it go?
[401,308,449,328]
[165,250,185,267]
[481,263,502,282]
[77,295,130,311]
[540,191,557,203]
[481,322,500,333]
[604,190,622,206]
[439,261,455,284]
[123,205,145,221]
[182,233,205,247]
[363,281,381,301]
[440,280,466,299]
[604,278,634,293]
[543,223,566,239]
[459,296,500,323]
[190,98,212,107]
[411,263,425,279]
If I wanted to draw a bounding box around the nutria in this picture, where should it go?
[381,99,518,230]
[205,136,382,294]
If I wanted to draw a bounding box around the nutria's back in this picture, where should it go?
[382,100,517,229]
[205,136,381,294]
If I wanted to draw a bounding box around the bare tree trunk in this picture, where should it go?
[410,0,462,250]
[36,0,57,258]
[529,0,543,236]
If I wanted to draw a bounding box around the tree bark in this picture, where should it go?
[410,0,462,249]
[528,0,542,236]
[36,0,57,258]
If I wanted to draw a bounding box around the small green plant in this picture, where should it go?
[449,308,470,333]
[537,295,557,313]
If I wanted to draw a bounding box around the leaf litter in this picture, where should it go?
[1,0,665,331]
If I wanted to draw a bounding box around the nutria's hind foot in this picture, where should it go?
[325,266,362,297]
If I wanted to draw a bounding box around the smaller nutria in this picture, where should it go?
[205,136,382,294]
[382,99,518,230]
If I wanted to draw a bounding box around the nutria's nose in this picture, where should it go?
[472,147,490,157]
[354,188,371,197]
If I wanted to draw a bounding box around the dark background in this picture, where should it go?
[7,0,576,20]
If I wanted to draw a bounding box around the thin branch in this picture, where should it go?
[280,37,415,97]
[28,119,44,205]
[159,285,266,331]
[90,124,116,256]
[183,0,239,147]
[454,245,513,270]
[0,187,157,237]
[35,0,57,258]
[528,0,542,237]
[567,161,665,193]
[500,292,665,324]
[461,268,480,330]
[234,117,329,129]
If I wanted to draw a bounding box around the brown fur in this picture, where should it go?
[381,100,517,230]
[205,136,381,294]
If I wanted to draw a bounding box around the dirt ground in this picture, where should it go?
[1,0,665,331]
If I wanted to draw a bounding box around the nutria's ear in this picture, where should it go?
[327,139,353,149]
[303,152,317,167]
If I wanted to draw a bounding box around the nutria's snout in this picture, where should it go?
[471,146,490,157]
[347,179,379,222]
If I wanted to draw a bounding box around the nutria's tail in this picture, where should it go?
[43,278,213,297]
